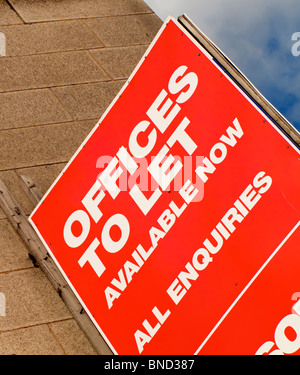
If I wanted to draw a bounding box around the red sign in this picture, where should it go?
[29,17,300,355]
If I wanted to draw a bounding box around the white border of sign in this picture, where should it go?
[29,16,300,355]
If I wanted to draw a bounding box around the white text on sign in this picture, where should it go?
[134,170,272,353]
[63,65,199,278]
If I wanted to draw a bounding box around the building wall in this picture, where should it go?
[0,0,162,355]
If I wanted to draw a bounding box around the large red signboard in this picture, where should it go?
[29,17,300,354]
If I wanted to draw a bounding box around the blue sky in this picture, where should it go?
[144,0,300,132]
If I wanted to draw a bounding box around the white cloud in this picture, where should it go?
[145,0,300,128]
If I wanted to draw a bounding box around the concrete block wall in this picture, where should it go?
[0,0,162,355]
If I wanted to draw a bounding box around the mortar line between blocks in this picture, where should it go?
[86,49,114,81]
[0,11,154,26]
[47,322,68,355]
[80,18,107,47]
[49,88,76,122]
